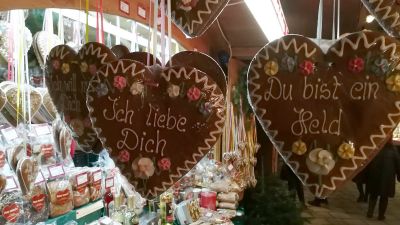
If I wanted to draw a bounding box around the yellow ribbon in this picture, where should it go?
[85,0,89,43]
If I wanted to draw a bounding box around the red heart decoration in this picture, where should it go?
[87,59,225,198]
[55,189,71,205]
[361,0,400,38]
[2,203,20,223]
[247,31,400,198]
[0,151,5,168]
[46,43,117,153]
[31,193,46,212]
[169,0,229,37]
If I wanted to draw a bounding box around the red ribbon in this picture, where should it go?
[96,0,104,43]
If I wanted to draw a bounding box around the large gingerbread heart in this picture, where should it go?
[46,43,116,153]
[361,0,400,38]
[169,0,229,37]
[248,31,400,198]
[87,59,225,198]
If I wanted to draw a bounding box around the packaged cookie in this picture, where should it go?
[58,126,75,168]
[45,164,73,218]
[69,169,90,208]
[0,176,24,224]
[29,124,57,166]
[88,168,103,202]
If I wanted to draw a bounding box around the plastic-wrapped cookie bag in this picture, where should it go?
[0,175,24,224]
[16,157,49,223]
[68,168,90,208]
[88,167,103,202]
[29,124,57,166]
[44,164,73,218]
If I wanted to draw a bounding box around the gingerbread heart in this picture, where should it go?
[87,59,225,198]
[361,0,400,38]
[247,31,400,198]
[169,0,229,37]
[16,157,39,195]
[46,43,117,153]
[111,45,130,59]
[168,51,227,95]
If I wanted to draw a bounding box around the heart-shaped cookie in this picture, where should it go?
[33,87,57,123]
[0,174,6,194]
[33,31,63,69]
[168,51,227,95]
[247,31,400,197]
[46,43,117,153]
[16,157,39,195]
[361,0,400,38]
[169,0,229,37]
[111,45,130,59]
[87,59,225,198]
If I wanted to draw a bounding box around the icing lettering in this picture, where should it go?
[303,76,342,100]
[291,108,342,136]
[350,76,379,100]
[146,104,187,132]
[264,76,293,101]
[117,128,166,156]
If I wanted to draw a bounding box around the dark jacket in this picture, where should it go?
[366,143,400,198]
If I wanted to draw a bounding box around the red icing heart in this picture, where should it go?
[46,43,117,153]
[2,203,20,223]
[0,151,5,168]
[248,32,400,198]
[361,0,400,38]
[32,194,46,212]
[55,189,71,205]
[87,59,225,198]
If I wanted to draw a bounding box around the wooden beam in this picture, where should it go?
[231,47,262,60]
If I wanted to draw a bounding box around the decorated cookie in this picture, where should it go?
[16,157,39,195]
[33,31,63,69]
[87,59,225,198]
[361,0,400,38]
[168,51,227,95]
[46,43,117,153]
[169,0,229,37]
[111,45,130,59]
[33,87,57,124]
[247,31,400,198]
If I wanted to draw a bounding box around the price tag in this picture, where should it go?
[76,172,89,186]
[105,177,114,188]
[48,164,65,179]
[119,0,130,15]
[92,170,102,182]
[34,171,45,184]
[1,127,18,142]
[5,176,18,191]
[33,124,51,136]
[137,4,146,19]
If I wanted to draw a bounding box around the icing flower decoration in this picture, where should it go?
[83,117,92,128]
[306,148,336,175]
[177,0,199,11]
[299,60,314,76]
[96,83,108,97]
[61,63,70,74]
[372,58,390,75]
[113,75,127,91]
[199,102,212,116]
[89,64,97,75]
[80,62,88,72]
[130,82,144,95]
[337,142,355,160]
[70,119,84,136]
[158,157,171,171]
[118,150,130,163]
[167,84,180,98]
[281,55,296,72]
[132,157,155,179]
[52,60,61,70]
[291,140,307,155]
[348,57,364,73]
[264,60,279,76]
[187,86,201,101]
[386,73,400,92]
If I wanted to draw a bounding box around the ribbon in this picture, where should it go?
[85,0,89,43]
[152,0,159,65]
[95,0,104,43]
[316,0,323,40]
[167,0,172,64]
[147,0,152,66]
[160,0,166,66]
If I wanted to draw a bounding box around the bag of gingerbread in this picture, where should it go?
[69,168,90,207]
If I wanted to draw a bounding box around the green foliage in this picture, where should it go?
[232,67,251,115]
[243,176,307,225]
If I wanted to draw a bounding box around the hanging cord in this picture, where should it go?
[167,0,172,64]
[160,0,166,66]
[85,0,89,43]
[331,0,335,40]
[336,0,340,39]
[147,0,152,66]
[316,0,323,40]
[152,0,159,65]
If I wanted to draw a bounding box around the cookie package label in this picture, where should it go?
[32,193,46,212]
[2,203,20,222]
[48,164,65,179]
[5,176,18,191]
[55,189,71,205]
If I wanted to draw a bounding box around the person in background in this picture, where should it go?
[280,164,306,207]
[366,137,400,220]
[353,164,369,203]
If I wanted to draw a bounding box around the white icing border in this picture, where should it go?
[87,61,225,198]
[366,0,400,28]
[248,32,400,197]
[171,0,228,35]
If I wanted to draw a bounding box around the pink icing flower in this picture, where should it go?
[299,60,314,76]
[113,75,127,91]
[52,60,61,70]
[118,150,130,163]
[348,57,364,73]
[83,117,92,128]
[89,64,97,75]
[158,157,171,171]
[187,86,201,101]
